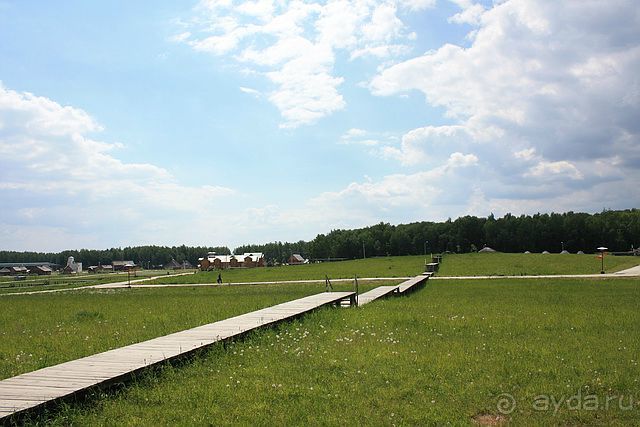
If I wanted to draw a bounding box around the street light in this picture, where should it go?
[125,263,135,288]
[561,241,565,252]
[424,240,429,256]
[597,247,608,274]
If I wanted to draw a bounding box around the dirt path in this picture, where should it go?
[0,272,195,296]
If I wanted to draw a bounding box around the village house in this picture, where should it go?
[8,266,29,275]
[0,262,59,275]
[164,259,182,269]
[288,254,307,265]
[112,261,137,271]
[87,265,114,274]
[165,259,194,270]
[31,265,53,275]
[198,252,265,271]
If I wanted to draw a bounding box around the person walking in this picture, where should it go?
[217,273,222,284]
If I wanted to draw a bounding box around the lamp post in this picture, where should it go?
[125,263,135,288]
[362,242,366,259]
[597,246,608,274]
[561,241,565,252]
[424,240,429,256]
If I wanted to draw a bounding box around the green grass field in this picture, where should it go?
[3,254,640,424]
[437,253,638,276]
[40,277,640,425]
[0,270,180,295]
[146,253,638,285]
[149,256,426,285]
[3,253,635,293]
[0,281,378,380]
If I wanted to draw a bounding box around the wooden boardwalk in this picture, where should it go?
[358,274,432,305]
[397,275,430,293]
[358,285,399,305]
[0,291,355,421]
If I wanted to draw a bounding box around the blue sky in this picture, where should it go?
[1,0,639,251]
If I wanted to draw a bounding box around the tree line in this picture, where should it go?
[1,209,638,267]
[235,209,640,263]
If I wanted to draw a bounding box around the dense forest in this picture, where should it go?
[1,209,638,267]
[238,209,640,263]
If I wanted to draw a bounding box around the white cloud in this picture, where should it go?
[514,147,536,161]
[339,127,400,147]
[169,31,191,43]
[350,44,411,60]
[448,0,485,25]
[526,160,583,180]
[345,128,367,138]
[398,0,437,12]
[239,86,261,97]
[282,151,480,227]
[379,125,471,165]
[447,151,478,168]
[362,3,404,42]
[0,83,237,251]
[179,0,421,127]
[369,0,640,208]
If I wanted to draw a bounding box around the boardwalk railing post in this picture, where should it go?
[354,275,359,307]
[325,275,333,292]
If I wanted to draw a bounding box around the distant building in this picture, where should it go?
[31,265,53,275]
[288,254,307,265]
[164,259,194,270]
[112,261,137,271]
[10,266,28,275]
[87,265,114,274]
[164,259,182,269]
[0,262,58,270]
[0,267,12,276]
[198,252,265,270]
[62,256,82,274]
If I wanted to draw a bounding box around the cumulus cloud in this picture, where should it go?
[526,161,584,181]
[0,83,236,251]
[239,86,261,97]
[379,125,471,165]
[177,0,420,127]
[448,0,485,26]
[369,0,640,211]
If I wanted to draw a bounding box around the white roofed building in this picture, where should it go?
[198,252,265,270]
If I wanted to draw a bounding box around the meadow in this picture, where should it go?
[437,253,638,276]
[149,256,425,285]
[148,253,639,285]
[0,281,379,380]
[3,254,640,425]
[0,270,169,295]
[41,277,640,425]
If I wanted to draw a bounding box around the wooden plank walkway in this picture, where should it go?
[358,285,399,305]
[358,274,432,305]
[0,291,355,421]
[397,275,430,293]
